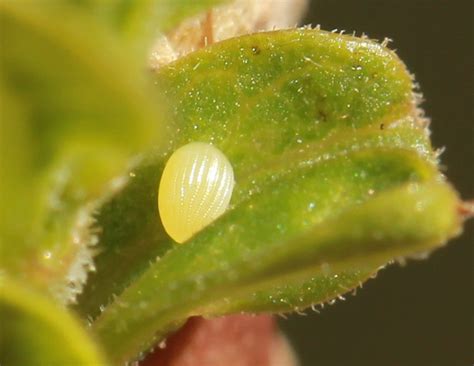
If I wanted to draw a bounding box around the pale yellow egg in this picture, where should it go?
[158,142,235,243]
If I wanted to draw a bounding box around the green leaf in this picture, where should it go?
[0,2,167,302]
[93,181,461,364]
[72,29,464,363]
[76,28,430,316]
[201,269,376,316]
[0,277,107,365]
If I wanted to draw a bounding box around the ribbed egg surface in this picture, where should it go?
[158,142,235,243]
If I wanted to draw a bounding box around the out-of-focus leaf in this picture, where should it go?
[0,277,107,365]
[0,2,167,302]
[145,0,228,32]
[73,29,464,363]
[83,0,228,56]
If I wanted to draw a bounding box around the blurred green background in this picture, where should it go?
[279,1,473,365]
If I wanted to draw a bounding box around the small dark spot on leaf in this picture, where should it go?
[317,110,327,122]
[380,123,385,130]
[251,46,261,55]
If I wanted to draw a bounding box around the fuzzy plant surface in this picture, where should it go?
[0,1,472,365]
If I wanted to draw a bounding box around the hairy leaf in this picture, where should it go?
[94,181,460,364]
[73,29,464,363]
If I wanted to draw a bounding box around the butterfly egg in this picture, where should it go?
[158,142,235,244]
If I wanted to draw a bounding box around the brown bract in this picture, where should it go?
[149,0,308,69]
[140,315,298,366]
